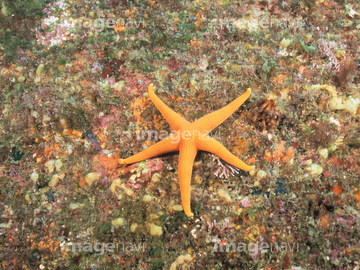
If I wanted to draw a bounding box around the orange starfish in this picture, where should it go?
[120,84,255,217]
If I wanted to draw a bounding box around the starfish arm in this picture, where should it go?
[189,89,251,133]
[119,136,179,165]
[148,83,191,131]
[178,142,197,217]
[196,136,255,171]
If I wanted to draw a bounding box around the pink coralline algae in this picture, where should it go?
[124,158,164,190]
[34,1,75,47]
[122,68,153,95]
[145,158,164,171]
[212,154,240,178]
[242,199,252,208]
[98,108,122,130]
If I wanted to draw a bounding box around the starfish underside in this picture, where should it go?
[120,84,255,217]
